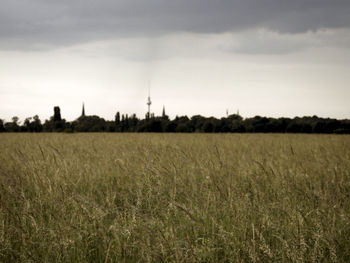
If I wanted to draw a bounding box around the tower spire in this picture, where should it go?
[82,102,85,117]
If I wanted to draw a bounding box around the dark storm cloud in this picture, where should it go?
[1,0,350,49]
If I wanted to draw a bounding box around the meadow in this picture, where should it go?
[0,133,349,262]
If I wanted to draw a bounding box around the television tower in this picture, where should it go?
[147,83,152,118]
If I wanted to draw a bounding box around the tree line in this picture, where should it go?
[1,106,349,133]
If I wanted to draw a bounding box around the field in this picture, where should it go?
[0,133,349,262]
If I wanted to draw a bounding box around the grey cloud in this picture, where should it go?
[221,29,350,55]
[1,0,350,50]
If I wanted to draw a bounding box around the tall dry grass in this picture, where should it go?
[0,133,349,262]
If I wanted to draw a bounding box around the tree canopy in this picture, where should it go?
[1,107,349,133]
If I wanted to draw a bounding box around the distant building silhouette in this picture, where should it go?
[53,106,61,121]
[81,103,85,117]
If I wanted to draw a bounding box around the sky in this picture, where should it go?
[1,0,350,122]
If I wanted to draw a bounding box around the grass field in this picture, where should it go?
[0,133,349,262]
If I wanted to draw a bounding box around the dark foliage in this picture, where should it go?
[1,107,350,133]
[0,119,6,132]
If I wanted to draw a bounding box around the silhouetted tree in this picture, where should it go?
[106,121,116,132]
[176,123,190,132]
[312,121,325,133]
[324,120,340,133]
[148,119,163,132]
[23,117,32,132]
[24,117,41,132]
[130,114,138,131]
[124,114,129,131]
[12,116,19,125]
[190,115,206,132]
[76,115,106,132]
[227,114,243,121]
[115,112,120,125]
[32,115,43,132]
[1,106,350,133]
[4,117,20,132]
[286,121,303,133]
[164,121,177,132]
[0,119,5,132]
[203,120,214,133]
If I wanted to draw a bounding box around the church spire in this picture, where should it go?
[162,105,166,118]
[81,102,85,117]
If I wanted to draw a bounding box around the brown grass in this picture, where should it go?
[0,133,349,262]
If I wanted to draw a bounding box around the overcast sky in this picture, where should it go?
[1,0,349,122]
